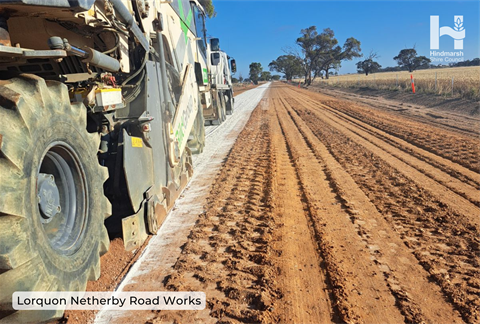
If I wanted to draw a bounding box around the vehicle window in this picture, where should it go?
[192,3,207,58]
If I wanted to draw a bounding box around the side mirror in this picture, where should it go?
[210,38,220,51]
[230,59,237,73]
[211,53,220,66]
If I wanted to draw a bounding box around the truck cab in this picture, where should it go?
[203,37,236,124]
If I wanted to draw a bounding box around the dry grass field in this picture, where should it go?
[313,66,480,101]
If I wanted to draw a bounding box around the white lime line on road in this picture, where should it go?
[94,83,270,324]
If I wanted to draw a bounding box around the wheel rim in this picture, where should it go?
[37,142,88,255]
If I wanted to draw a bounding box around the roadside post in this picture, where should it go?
[411,74,415,94]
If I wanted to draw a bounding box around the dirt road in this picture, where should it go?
[91,82,479,324]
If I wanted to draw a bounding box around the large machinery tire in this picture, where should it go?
[220,92,227,122]
[226,90,234,115]
[0,75,110,323]
[187,101,206,154]
[212,91,226,125]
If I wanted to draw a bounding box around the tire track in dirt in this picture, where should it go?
[156,104,280,323]
[299,95,480,191]
[148,87,351,324]
[273,88,466,323]
[268,92,335,324]
[286,88,480,228]
[310,86,480,138]
[157,91,339,324]
[292,94,480,210]
[272,94,405,323]
[278,95,466,323]
[278,85,478,323]
[310,95,479,173]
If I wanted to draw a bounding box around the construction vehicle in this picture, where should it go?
[203,37,236,125]
[0,0,211,322]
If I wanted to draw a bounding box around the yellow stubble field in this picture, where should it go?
[314,66,480,101]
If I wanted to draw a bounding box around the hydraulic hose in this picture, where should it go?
[110,0,150,51]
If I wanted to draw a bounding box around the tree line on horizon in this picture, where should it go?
[249,26,362,85]
[249,26,480,83]
[374,57,480,73]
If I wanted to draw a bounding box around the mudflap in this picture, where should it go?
[203,89,219,123]
[165,149,193,210]
[122,204,149,251]
[121,150,193,251]
[122,194,168,251]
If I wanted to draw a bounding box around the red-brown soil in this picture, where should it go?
[62,82,479,324]
[233,83,262,96]
[57,238,149,324]
[142,83,479,323]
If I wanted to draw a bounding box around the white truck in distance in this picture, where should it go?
[203,38,236,125]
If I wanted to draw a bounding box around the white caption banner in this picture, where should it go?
[13,291,205,311]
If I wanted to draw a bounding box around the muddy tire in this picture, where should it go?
[0,75,110,323]
[212,91,226,125]
[220,92,227,121]
[187,101,206,154]
[226,90,234,115]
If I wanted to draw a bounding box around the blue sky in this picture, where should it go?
[205,0,480,78]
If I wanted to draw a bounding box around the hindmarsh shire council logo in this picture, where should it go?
[430,15,465,63]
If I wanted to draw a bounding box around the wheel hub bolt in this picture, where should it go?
[37,173,61,223]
